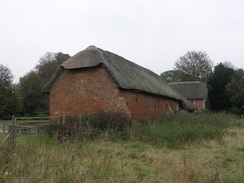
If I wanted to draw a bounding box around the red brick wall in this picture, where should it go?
[50,67,180,118]
[118,90,179,118]
[50,67,119,117]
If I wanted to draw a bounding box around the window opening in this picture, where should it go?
[154,102,158,111]
[147,101,151,112]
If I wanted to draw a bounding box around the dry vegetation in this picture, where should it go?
[0,114,243,183]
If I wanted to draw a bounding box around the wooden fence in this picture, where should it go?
[0,124,8,133]
[1,115,59,146]
[1,114,86,146]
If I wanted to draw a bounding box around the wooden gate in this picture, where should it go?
[1,116,58,146]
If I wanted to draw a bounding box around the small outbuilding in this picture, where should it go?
[42,46,196,118]
[168,81,208,112]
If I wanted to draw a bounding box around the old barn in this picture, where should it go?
[169,82,208,112]
[42,46,196,118]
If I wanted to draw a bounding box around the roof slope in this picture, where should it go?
[42,46,196,111]
[168,82,208,100]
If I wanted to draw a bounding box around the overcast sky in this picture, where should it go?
[1,0,244,83]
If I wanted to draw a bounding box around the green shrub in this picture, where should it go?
[43,111,131,142]
[43,112,240,147]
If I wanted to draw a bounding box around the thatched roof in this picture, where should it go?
[168,82,208,100]
[42,46,196,111]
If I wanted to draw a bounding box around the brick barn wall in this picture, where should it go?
[50,67,120,117]
[118,90,180,118]
[49,67,180,118]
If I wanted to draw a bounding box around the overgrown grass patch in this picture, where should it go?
[0,126,243,183]
[0,133,7,142]
[128,113,236,147]
[1,113,243,182]
[43,112,241,147]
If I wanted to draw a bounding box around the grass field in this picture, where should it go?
[0,113,243,183]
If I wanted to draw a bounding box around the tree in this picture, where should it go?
[54,52,71,65]
[36,52,71,84]
[18,52,71,116]
[225,69,244,114]
[160,70,182,83]
[174,51,213,81]
[18,71,47,116]
[207,63,234,111]
[0,64,17,118]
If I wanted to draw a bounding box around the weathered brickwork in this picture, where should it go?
[118,90,179,118]
[50,67,180,118]
[50,67,119,117]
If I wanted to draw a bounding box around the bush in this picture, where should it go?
[43,112,240,147]
[43,111,131,142]
[90,111,131,131]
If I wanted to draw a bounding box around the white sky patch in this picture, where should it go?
[1,0,244,83]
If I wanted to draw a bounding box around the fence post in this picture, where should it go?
[3,124,5,133]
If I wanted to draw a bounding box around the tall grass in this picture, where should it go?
[0,113,243,182]
[129,113,235,146]
[0,127,243,183]
[44,112,241,147]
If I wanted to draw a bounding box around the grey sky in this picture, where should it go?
[1,0,244,83]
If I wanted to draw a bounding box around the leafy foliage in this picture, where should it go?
[36,52,70,83]
[225,69,244,114]
[160,70,182,82]
[18,71,48,116]
[0,65,17,119]
[208,63,234,111]
[174,51,213,82]
[17,52,70,116]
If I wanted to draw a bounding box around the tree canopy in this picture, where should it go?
[225,69,244,114]
[17,52,71,116]
[161,51,213,82]
[0,65,16,119]
[207,63,234,112]
[160,70,182,83]
[174,51,213,82]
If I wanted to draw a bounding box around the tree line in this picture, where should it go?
[161,51,244,115]
[0,50,243,119]
[0,52,70,119]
